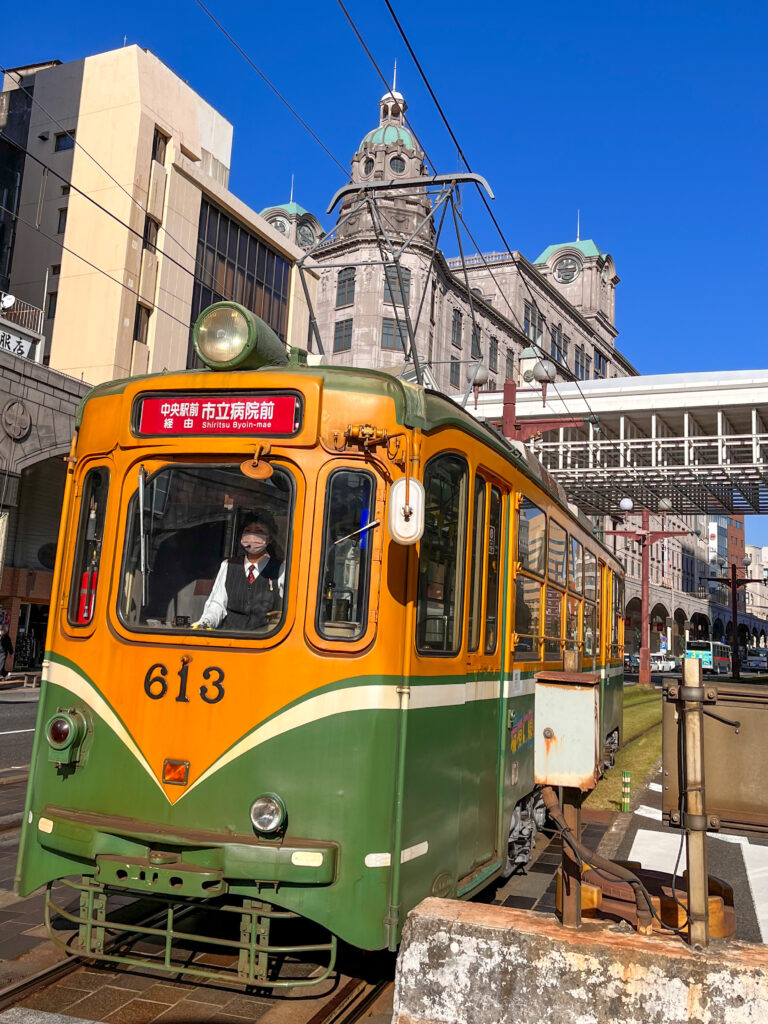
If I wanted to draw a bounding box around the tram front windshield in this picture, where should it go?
[120,463,294,636]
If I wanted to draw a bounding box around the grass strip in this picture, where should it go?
[586,689,663,811]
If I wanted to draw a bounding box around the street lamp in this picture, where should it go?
[605,508,694,687]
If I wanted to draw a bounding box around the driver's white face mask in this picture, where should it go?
[241,529,269,556]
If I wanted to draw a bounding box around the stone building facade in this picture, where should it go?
[0,343,89,669]
[305,88,636,395]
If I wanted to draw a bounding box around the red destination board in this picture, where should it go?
[138,394,300,436]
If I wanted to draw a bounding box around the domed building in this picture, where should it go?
[259,200,324,251]
[307,87,636,396]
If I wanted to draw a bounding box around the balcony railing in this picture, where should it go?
[0,293,44,337]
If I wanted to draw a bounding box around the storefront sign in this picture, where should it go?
[0,327,35,359]
[137,393,301,436]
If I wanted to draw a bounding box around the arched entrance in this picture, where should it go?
[625,597,642,654]
[714,618,726,644]
[674,608,687,656]
[690,613,710,640]
[650,602,670,655]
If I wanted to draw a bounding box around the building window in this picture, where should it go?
[142,215,159,254]
[471,322,481,359]
[382,317,408,351]
[51,264,61,276]
[333,318,353,352]
[594,350,608,378]
[46,291,57,319]
[60,185,70,196]
[489,337,498,373]
[550,323,567,364]
[575,344,591,380]
[451,308,462,348]
[54,131,75,152]
[190,197,291,365]
[524,300,544,345]
[152,127,169,165]
[449,356,461,388]
[505,349,514,380]
[336,267,355,307]
[134,303,151,346]
[384,265,410,306]
[57,208,67,234]
[487,377,496,391]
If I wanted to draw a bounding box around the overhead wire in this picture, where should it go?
[380,0,708,520]
[193,0,349,177]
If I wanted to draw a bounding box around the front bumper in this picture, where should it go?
[35,806,338,897]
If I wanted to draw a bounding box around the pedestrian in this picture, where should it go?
[0,627,13,678]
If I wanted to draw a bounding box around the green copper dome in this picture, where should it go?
[358,124,415,152]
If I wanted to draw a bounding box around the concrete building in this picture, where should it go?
[300,87,636,395]
[1,47,317,384]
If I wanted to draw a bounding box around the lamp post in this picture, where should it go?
[704,553,764,680]
[605,505,694,688]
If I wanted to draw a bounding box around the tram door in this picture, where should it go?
[458,478,506,876]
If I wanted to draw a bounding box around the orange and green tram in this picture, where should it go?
[16,303,624,984]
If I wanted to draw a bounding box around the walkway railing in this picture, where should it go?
[0,293,44,336]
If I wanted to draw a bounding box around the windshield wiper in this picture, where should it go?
[138,465,149,605]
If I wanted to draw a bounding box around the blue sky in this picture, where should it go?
[3,1,768,539]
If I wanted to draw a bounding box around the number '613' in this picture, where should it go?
[144,662,225,704]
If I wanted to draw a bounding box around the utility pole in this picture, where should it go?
[704,554,766,679]
[606,508,693,688]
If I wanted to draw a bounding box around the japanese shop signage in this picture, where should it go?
[0,327,35,359]
[137,393,301,436]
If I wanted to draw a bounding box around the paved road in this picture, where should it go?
[0,697,38,772]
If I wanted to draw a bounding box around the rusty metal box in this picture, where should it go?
[534,671,601,791]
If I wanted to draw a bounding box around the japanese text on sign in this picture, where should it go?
[138,394,300,435]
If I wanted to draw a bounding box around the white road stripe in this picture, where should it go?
[629,828,687,872]
[634,804,663,821]
[740,844,768,942]
[0,729,34,736]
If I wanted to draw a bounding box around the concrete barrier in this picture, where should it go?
[393,898,768,1024]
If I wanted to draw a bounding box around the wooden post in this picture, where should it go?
[682,656,710,948]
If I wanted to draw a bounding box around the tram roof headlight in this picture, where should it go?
[192,301,289,372]
[249,793,286,834]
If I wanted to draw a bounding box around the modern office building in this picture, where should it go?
[0,46,317,384]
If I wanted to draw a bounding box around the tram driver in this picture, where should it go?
[193,512,284,632]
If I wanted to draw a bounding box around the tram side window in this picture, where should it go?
[514,575,540,657]
[68,468,109,626]
[468,477,486,652]
[549,521,567,585]
[484,487,503,655]
[611,574,624,656]
[583,602,596,657]
[317,470,376,641]
[566,596,580,651]
[544,586,563,660]
[569,538,583,594]
[518,497,546,576]
[416,455,468,653]
[119,464,294,637]
[584,550,597,601]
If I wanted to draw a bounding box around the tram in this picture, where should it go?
[16,302,624,984]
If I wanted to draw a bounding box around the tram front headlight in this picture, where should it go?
[194,304,250,365]
[250,793,286,834]
[45,710,87,764]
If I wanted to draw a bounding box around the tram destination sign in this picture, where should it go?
[137,392,302,436]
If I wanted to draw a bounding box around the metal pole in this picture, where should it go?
[639,508,651,688]
[561,790,581,929]
[682,657,710,948]
[731,562,740,680]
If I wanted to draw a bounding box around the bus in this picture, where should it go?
[685,641,732,675]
